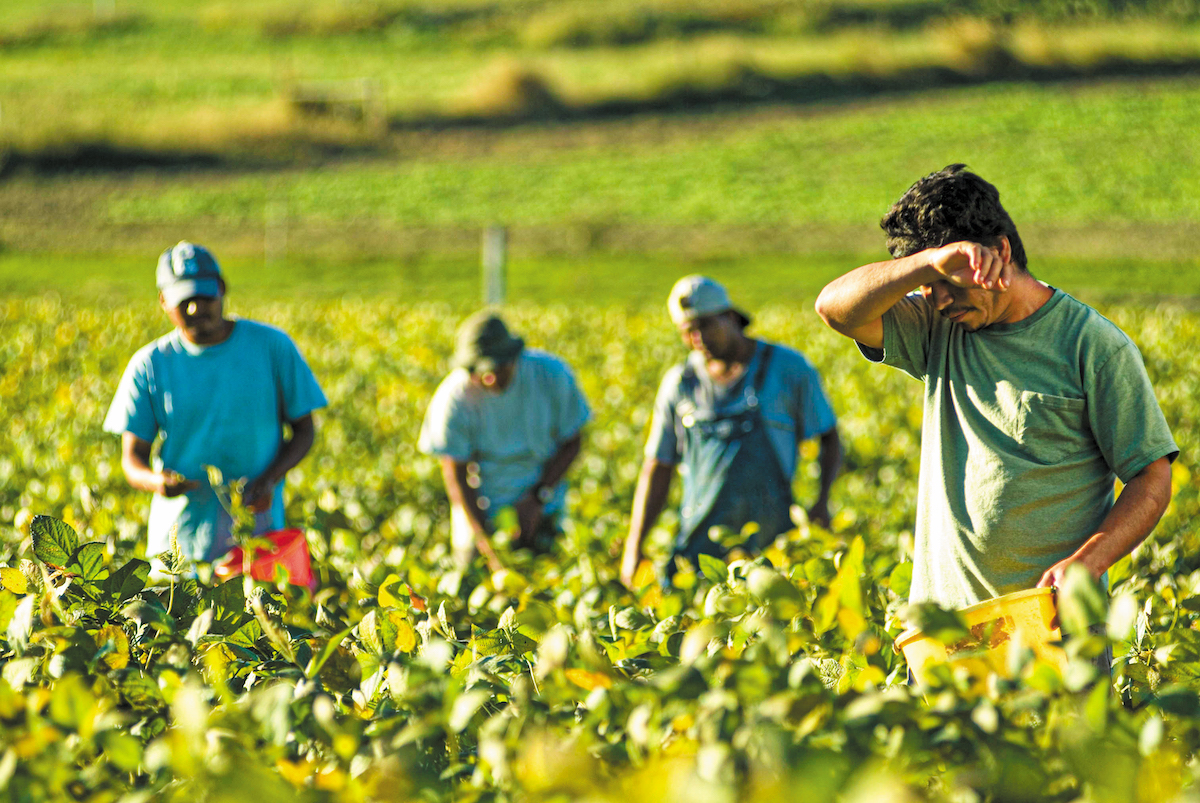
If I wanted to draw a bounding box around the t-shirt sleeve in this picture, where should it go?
[857,292,936,381]
[1087,342,1179,482]
[550,360,591,442]
[643,368,683,465]
[789,354,837,441]
[272,333,328,421]
[103,351,159,443]
[418,380,474,462]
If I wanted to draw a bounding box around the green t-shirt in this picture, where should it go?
[861,288,1177,609]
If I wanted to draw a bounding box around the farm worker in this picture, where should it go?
[419,311,590,570]
[103,241,328,566]
[815,164,1178,614]
[621,276,842,587]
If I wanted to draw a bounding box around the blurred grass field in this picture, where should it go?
[2,1,1200,304]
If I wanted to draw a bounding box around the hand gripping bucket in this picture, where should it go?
[895,587,1067,685]
[214,528,316,591]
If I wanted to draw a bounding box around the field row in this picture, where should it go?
[2,297,1200,800]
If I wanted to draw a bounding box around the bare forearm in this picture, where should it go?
[1038,458,1173,589]
[255,416,315,487]
[119,432,197,496]
[439,458,491,537]
[815,254,939,337]
[1074,458,1173,578]
[121,450,165,494]
[532,433,583,494]
[621,460,675,585]
[814,428,842,507]
[628,461,674,540]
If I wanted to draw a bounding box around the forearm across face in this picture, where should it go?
[815,242,1011,347]
[815,254,941,347]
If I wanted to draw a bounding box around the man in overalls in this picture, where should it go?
[621,276,842,587]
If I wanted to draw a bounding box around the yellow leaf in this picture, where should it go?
[564,668,612,691]
[0,567,27,595]
[93,624,130,670]
[638,584,662,609]
[275,758,316,787]
[389,612,417,653]
[314,766,347,791]
[378,573,405,608]
[631,559,656,591]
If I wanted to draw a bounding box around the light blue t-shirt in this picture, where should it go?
[104,319,327,562]
[418,349,590,522]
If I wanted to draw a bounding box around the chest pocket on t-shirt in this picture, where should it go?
[1015,391,1087,464]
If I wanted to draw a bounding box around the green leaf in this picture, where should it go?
[698,554,727,585]
[305,627,353,678]
[227,619,264,651]
[7,595,35,653]
[104,559,151,604]
[30,516,78,567]
[614,607,651,631]
[358,610,383,656]
[121,599,170,628]
[116,670,164,710]
[903,603,970,646]
[205,579,248,625]
[508,630,537,655]
[100,730,143,772]
[448,689,491,733]
[67,542,107,584]
[49,674,95,731]
[472,630,508,658]
[888,562,913,598]
[1058,563,1107,637]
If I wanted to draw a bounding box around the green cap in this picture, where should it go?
[452,312,525,373]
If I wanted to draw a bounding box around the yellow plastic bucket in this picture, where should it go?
[895,587,1067,685]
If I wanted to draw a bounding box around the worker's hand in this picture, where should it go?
[1037,554,1102,591]
[157,470,199,498]
[241,475,275,513]
[806,500,831,530]
[927,241,1014,292]
[513,495,543,549]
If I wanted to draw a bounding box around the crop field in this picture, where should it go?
[5,1,1200,800]
[2,297,1200,801]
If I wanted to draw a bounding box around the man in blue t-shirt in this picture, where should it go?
[419,312,590,570]
[621,276,842,587]
[104,241,328,564]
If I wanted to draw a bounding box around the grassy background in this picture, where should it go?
[2,1,1200,305]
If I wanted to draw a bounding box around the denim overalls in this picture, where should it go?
[666,343,793,581]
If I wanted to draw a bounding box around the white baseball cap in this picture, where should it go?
[667,275,751,327]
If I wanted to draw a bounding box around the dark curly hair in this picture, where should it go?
[881,164,1028,272]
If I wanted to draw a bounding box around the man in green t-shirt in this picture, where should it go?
[815,164,1177,612]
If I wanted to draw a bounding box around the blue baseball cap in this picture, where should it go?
[156,241,223,308]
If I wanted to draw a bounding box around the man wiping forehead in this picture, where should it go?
[816,164,1177,610]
